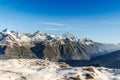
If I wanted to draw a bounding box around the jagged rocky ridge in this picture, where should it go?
[0,28,120,60]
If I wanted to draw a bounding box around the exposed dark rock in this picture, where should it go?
[31,40,94,61]
[87,64,101,67]
[83,67,95,73]
[0,43,36,59]
[69,75,81,80]
[85,73,94,79]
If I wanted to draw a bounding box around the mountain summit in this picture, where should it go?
[0,28,120,60]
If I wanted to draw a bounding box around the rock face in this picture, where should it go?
[0,28,120,60]
[30,40,120,61]
[31,41,92,60]
[0,43,36,59]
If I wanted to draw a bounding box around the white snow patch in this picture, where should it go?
[0,59,119,80]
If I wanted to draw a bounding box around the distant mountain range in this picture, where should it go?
[66,50,120,69]
[0,28,120,60]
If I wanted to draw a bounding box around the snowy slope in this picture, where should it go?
[0,28,31,42]
[0,59,119,80]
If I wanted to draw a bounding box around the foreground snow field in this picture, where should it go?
[0,59,119,80]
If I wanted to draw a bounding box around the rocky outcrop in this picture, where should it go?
[0,43,36,59]
[30,40,111,61]
[31,41,89,61]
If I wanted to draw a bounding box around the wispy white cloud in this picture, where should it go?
[39,21,66,26]
[42,27,80,31]
[103,21,120,24]
[42,28,66,31]
[36,21,80,31]
[43,28,59,31]
[35,21,69,31]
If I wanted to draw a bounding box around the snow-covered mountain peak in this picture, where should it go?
[63,32,74,38]
[2,28,12,34]
[1,28,19,36]
[63,32,78,41]
[80,38,94,45]
[0,29,95,44]
[0,29,96,44]
[0,29,31,42]
[32,30,46,37]
[30,31,48,41]
[2,28,9,32]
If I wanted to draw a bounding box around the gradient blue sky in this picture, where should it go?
[0,0,120,43]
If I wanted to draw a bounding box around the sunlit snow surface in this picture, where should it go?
[0,59,119,80]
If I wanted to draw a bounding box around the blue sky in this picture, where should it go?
[0,0,120,43]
